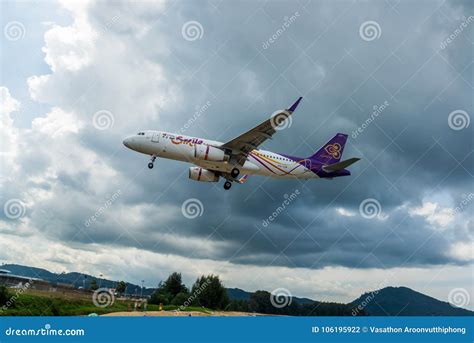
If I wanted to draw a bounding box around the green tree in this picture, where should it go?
[90,279,98,291]
[227,300,249,312]
[249,290,300,315]
[149,273,188,305]
[0,285,11,306]
[190,275,229,310]
[116,281,127,295]
[249,290,273,313]
[149,291,171,305]
[171,292,190,306]
[162,272,188,297]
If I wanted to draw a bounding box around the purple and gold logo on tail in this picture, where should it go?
[323,143,342,159]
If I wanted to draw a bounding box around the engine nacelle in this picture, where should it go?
[194,144,228,162]
[188,167,219,182]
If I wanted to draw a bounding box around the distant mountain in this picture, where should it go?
[226,287,314,305]
[1,264,154,296]
[348,286,473,316]
[1,264,57,282]
[226,288,251,301]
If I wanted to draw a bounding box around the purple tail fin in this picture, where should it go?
[309,133,348,164]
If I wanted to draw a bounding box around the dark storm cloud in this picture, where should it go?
[7,0,471,270]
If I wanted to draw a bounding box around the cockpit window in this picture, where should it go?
[137,132,145,135]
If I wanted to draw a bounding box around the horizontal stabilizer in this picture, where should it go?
[322,158,360,172]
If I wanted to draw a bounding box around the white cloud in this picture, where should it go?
[32,107,84,137]
[43,0,96,72]
[448,242,474,262]
[0,87,21,173]
[0,87,20,117]
[336,207,356,217]
[409,201,454,228]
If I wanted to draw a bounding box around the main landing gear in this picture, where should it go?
[230,167,240,178]
[148,155,156,169]
[224,168,240,190]
[224,181,232,190]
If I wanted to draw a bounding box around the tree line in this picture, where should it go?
[150,272,365,316]
[149,272,229,309]
[227,290,366,316]
[0,272,364,316]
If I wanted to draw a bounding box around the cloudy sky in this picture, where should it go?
[1,0,473,308]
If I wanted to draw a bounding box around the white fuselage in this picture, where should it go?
[123,131,318,179]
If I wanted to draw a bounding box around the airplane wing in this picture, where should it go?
[221,97,302,165]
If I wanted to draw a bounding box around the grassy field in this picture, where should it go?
[1,288,211,316]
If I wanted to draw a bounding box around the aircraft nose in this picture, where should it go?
[123,136,133,149]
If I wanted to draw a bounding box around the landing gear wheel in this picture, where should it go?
[148,155,156,169]
[224,181,232,190]
[231,168,240,178]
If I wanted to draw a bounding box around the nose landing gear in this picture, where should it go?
[223,181,232,190]
[148,155,156,169]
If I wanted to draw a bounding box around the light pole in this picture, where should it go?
[141,280,145,298]
[99,273,103,288]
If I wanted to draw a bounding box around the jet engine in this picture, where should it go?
[188,167,219,182]
[194,145,228,162]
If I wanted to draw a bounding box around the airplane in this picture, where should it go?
[123,97,360,190]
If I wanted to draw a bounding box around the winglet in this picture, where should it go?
[287,97,303,113]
